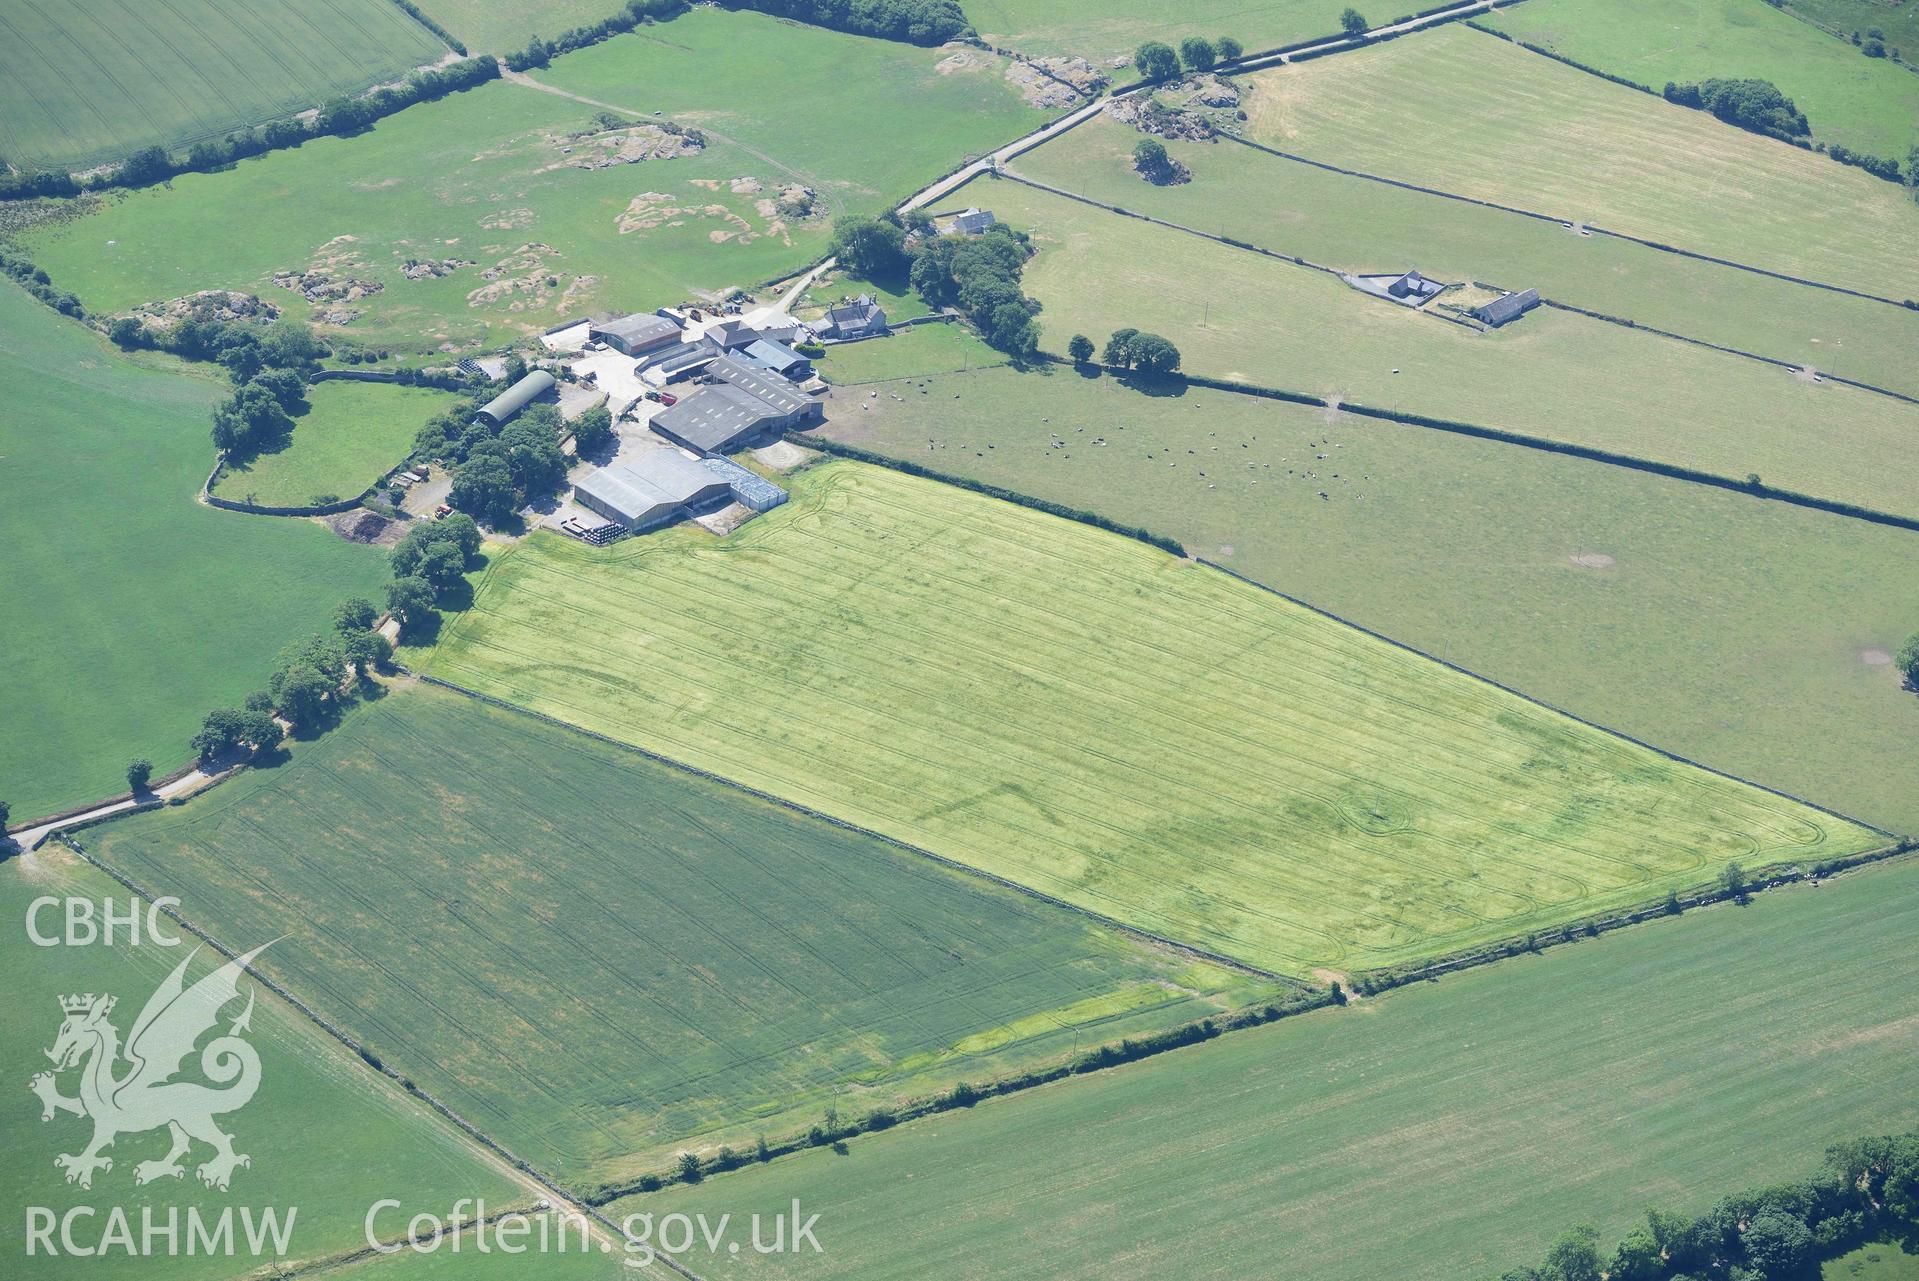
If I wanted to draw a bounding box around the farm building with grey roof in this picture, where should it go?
[649,356,821,455]
[475,369,556,427]
[591,313,682,356]
[1473,287,1541,328]
[573,449,732,530]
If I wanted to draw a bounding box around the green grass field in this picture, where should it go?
[211,379,457,507]
[824,365,1919,835]
[818,323,1007,385]
[973,177,1919,520]
[1481,0,1919,160]
[1239,23,1919,300]
[17,10,1047,355]
[964,0,1352,63]
[0,0,446,172]
[416,459,1880,976]
[1828,1243,1919,1281]
[0,285,387,822]
[0,847,522,1281]
[529,10,1051,212]
[315,1224,627,1280]
[640,854,1919,1280]
[86,683,1268,1188]
[411,0,628,53]
[1011,114,1919,399]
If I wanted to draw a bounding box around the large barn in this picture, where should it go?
[572,449,733,531]
[650,356,821,455]
[474,369,556,427]
[591,313,683,357]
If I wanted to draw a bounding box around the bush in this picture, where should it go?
[1897,633,1919,686]
[1217,35,1243,61]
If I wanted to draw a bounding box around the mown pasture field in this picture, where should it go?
[211,379,457,507]
[1480,0,1919,159]
[418,460,1881,977]
[0,285,387,822]
[18,10,1048,355]
[0,0,446,172]
[825,365,1919,835]
[86,683,1269,1189]
[817,323,1007,385]
[0,848,522,1281]
[1238,23,1919,301]
[643,854,1919,1280]
[528,9,1052,212]
[1013,114,1919,399]
[975,178,1919,520]
[409,0,631,54]
[963,0,1352,63]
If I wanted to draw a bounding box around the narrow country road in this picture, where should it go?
[897,0,1510,215]
[7,767,219,853]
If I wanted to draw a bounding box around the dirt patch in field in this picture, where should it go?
[275,235,384,308]
[615,192,789,246]
[326,509,405,546]
[400,256,474,281]
[1568,552,1616,569]
[481,207,534,231]
[467,242,565,310]
[541,122,703,171]
[1860,648,1895,668]
[1007,61,1080,109]
[935,50,984,75]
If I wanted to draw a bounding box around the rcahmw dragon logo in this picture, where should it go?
[30,944,272,1191]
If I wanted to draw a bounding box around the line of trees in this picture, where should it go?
[1499,1130,1919,1281]
[0,56,498,202]
[189,595,398,763]
[386,513,485,636]
[0,245,82,318]
[719,0,972,46]
[1134,32,1246,81]
[505,0,687,70]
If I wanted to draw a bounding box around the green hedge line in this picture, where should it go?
[788,432,1189,555]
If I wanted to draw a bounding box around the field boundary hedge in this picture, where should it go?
[1531,297,1919,407]
[1214,133,1916,309]
[785,431,1186,553]
[1172,368,1919,532]
[0,57,500,202]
